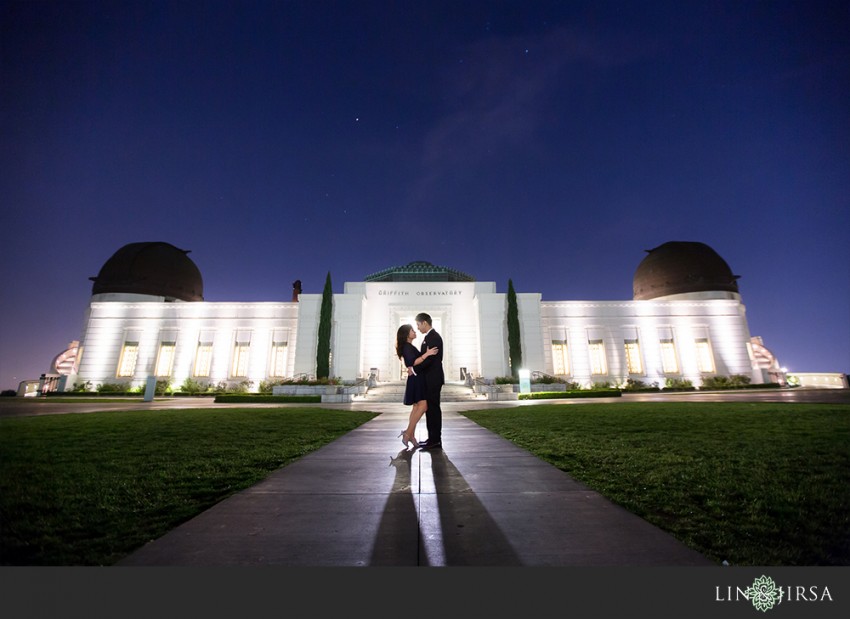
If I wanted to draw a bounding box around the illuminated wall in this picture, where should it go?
[539,293,759,388]
[71,283,761,391]
[339,280,502,382]
[75,298,299,391]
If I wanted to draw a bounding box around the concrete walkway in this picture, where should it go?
[118,405,714,567]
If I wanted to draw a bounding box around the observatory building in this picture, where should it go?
[64,240,782,392]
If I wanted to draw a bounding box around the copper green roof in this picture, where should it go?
[364,261,475,282]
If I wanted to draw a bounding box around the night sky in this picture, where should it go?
[1,0,848,391]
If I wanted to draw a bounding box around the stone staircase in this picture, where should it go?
[354,381,486,403]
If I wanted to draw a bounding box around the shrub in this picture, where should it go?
[211,381,229,394]
[494,376,517,384]
[664,378,694,390]
[621,378,647,391]
[1,389,16,397]
[172,391,216,397]
[620,378,661,392]
[71,381,93,393]
[179,378,208,395]
[519,390,621,400]
[229,380,253,394]
[531,375,567,385]
[701,374,752,389]
[258,379,285,394]
[280,376,340,386]
[96,382,128,393]
[120,380,172,395]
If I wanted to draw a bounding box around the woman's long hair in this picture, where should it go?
[396,324,413,358]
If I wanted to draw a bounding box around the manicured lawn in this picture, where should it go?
[3,401,848,566]
[461,402,850,566]
[0,407,377,566]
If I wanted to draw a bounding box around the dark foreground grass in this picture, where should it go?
[462,402,850,566]
[0,407,377,566]
[4,402,848,567]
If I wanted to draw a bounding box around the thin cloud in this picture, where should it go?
[407,26,649,208]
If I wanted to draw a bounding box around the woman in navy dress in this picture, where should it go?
[395,324,438,449]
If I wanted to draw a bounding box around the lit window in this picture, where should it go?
[660,339,679,373]
[230,331,252,378]
[270,343,288,377]
[117,342,139,377]
[624,339,643,374]
[231,343,250,377]
[194,343,213,377]
[588,340,608,375]
[155,343,176,377]
[695,338,715,373]
[552,340,570,375]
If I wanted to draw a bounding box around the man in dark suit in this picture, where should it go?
[415,312,444,449]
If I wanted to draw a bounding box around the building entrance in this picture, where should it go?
[395,314,447,381]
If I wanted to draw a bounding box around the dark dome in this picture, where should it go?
[90,242,204,301]
[364,261,474,282]
[633,241,740,300]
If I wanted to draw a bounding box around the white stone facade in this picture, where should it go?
[539,292,759,388]
[70,282,763,391]
[75,294,299,391]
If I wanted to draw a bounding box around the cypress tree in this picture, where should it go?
[316,271,333,379]
[507,278,522,379]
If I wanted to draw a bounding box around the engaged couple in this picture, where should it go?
[394,312,444,451]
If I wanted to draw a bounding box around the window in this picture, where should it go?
[155,342,176,377]
[695,338,715,373]
[270,330,289,378]
[194,341,213,377]
[231,343,250,377]
[624,339,643,374]
[551,340,570,375]
[660,339,679,373]
[230,331,252,378]
[270,343,288,377]
[117,342,139,377]
[588,340,608,375]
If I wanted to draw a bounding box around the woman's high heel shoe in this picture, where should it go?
[398,430,419,450]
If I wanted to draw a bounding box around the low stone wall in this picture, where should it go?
[530,383,566,392]
[788,373,849,389]
[273,385,337,395]
[473,384,519,400]
[474,383,566,398]
[272,384,368,402]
